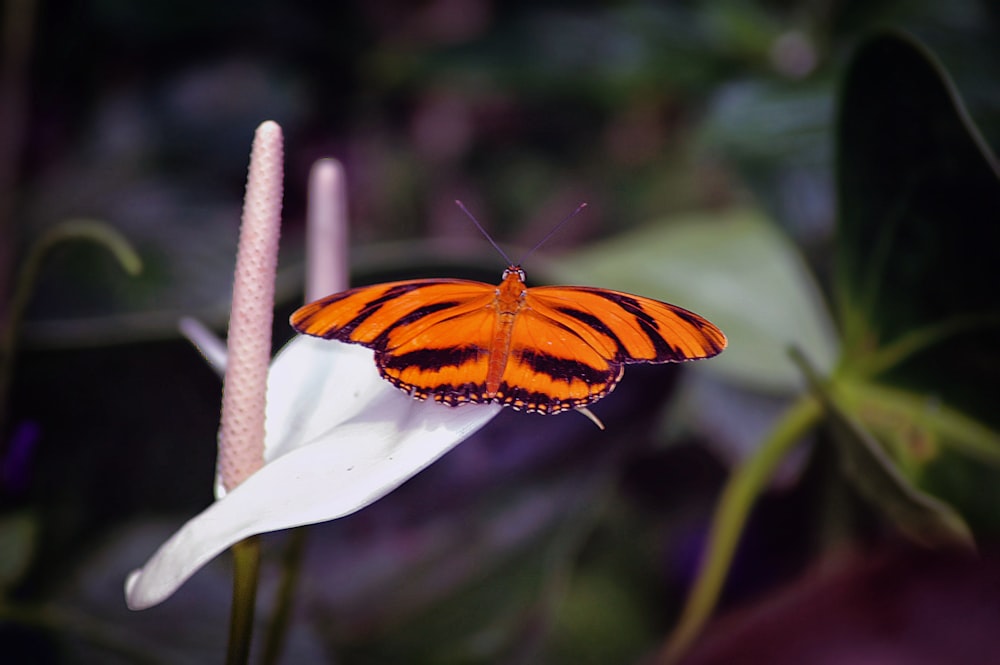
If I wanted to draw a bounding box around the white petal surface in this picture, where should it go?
[126,337,501,610]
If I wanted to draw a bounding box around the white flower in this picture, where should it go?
[125,336,499,610]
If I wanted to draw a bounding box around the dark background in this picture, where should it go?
[2,1,1000,663]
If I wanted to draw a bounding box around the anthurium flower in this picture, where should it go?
[126,336,499,610]
[125,123,500,611]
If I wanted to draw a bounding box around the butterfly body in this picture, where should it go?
[291,265,726,414]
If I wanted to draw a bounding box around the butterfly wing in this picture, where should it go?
[493,286,726,413]
[290,279,501,404]
[292,278,727,414]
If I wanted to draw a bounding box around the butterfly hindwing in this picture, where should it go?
[495,305,623,413]
[376,300,498,404]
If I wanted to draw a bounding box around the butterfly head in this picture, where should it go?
[501,265,526,283]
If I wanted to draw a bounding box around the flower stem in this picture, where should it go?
[658,393,821,664]
[226,536,262,665]
[260,528,308,665]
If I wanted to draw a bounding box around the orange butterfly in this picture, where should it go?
[291,204,726,415]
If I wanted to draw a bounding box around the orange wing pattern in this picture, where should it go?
[291,266,726,414]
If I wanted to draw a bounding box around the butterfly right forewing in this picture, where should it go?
[290,278,503,405]
[292,279,476,345]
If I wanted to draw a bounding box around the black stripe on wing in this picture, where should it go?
[379,345,485,372]
[579,289,685,360]
[548,305,631,358]
[291,282,425,339]
[292,279,483,347]
[516,348,612,385]
[342,284,456,340]
[367,301,462,348]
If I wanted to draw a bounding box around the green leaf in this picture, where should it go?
[792,352,974,549]
[835,31,1000,424]
[839,379,1000,472]
[828,389,974,549]
[832,31,1000,537]
[547,206,838,394]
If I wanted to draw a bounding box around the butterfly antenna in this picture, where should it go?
[518,202,588,265]
[454,200,515,266]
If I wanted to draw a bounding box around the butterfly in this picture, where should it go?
[290,203,726,415]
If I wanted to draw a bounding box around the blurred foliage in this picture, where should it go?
[1,1,999,664]
[550,206,838,393]
[832,31,1000,530]
[659,29,1000,662]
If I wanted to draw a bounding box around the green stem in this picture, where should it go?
[226,536,262,665]
[658,394,822,665]
[260,528,307,665]
[0,219,141,441]
[858,312,1000,379]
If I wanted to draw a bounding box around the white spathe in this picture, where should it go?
[125,336,501,610]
